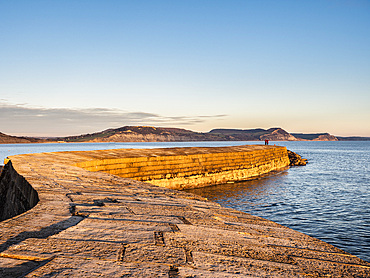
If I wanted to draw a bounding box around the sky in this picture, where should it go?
[1,0,369,137]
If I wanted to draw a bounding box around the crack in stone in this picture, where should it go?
[117,244,126,262]
[65,192,82,202]
[168,223,180,232]
[177,216,192,225]
[125,206,136,215]
[93,200,105,207]
[69,204,76,215]
[168,265,179,277]
[154,231,165,246]
[184,248,193,264]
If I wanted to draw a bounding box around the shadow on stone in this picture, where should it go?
[0,216,84,253]
[0,259,43,278]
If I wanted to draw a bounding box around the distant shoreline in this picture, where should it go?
[1,138,370,145]
[1,126,370,144]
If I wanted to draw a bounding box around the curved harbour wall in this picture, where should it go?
[0,145,289,222]
[0,145,288,222]
[74,145,290,190]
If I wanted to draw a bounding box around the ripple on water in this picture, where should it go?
[187,141,370,262]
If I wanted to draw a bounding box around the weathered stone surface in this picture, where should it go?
[23,258,171,277]
[0,146,369,277]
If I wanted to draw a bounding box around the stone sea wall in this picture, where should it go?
[74,145,290,190]
[0,161,39,221]
[1,146,369,276]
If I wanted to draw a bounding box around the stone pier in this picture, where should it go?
[73,145,290,190]
[0,145,369,277]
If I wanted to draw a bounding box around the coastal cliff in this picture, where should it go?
[292,132,338,141]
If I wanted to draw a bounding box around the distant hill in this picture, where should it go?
[57,126,226,142]
[0,132,46,144]
[291,133,338,141]
[1,126,368,144]
[209,128,297,141]
[336,136,370,141]
[57,126,335,142]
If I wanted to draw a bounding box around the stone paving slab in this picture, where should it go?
[24,258,172,277]
[1,147,369,277]
[190,252,303,277]
[2,237,120,261]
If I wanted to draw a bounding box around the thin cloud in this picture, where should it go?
[0,102,227,136]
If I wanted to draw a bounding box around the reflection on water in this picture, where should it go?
[187,171,289,209]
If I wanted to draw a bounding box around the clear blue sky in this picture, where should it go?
[1,0,369,136]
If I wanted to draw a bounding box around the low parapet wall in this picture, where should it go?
[74,145,290,190]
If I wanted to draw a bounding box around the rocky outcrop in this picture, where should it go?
[288,150,307,166]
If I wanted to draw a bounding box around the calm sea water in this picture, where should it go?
[188,141,370,262]
[1,141,369,262]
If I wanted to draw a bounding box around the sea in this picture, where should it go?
[0,141,369,262]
